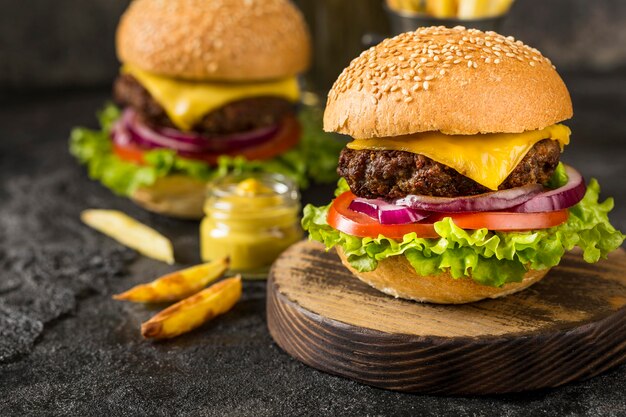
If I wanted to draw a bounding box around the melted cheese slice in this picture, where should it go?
[123,65,300,131]
[347,124,571,190]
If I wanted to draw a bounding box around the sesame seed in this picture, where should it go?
[327,26,555,102]
[404,97,414,103]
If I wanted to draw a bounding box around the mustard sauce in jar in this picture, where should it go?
[200,173,303,278]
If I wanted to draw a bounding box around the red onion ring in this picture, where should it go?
[349,198,431,225]
[396,184,544,213]
[512,165,586,213]
[116,109,280,154]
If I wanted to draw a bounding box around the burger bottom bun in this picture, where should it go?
[336,248,550,304]
[131,175,207,220]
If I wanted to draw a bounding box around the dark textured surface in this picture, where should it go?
[0,77,625,415]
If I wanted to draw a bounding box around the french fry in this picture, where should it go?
[81,209,174,264]
[457,0,491,19]
[141,276,242,340]
[426,0,457,18]
[387,0,424,13]
[113,257,230,303]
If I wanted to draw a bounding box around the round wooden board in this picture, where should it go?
[267,240,626,395]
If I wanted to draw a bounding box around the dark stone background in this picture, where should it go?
[1,0,626,416]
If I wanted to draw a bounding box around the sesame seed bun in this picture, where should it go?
[324,26,572,137]
[116,0,311,81]
[336,248,549,304]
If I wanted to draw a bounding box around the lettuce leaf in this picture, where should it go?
[69,103,344,196]
[303,176,624,287]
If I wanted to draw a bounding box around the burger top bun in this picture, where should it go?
[117,0,311,82]
[324,26,573,138]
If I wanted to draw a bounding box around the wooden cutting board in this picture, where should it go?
[267,240,626,395]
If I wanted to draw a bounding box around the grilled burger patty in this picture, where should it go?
[113,74,295,135]
[338,139,561,199]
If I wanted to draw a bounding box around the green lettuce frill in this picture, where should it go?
[69,104,344,196]
[302,173,624,287]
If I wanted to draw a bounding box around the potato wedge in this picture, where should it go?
[113,257,229,303]
[81,209,174,264]
[141,276,242,340]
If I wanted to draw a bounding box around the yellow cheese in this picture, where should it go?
[347,124,571,190]
[123,65,300,131]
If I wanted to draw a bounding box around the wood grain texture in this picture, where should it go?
[267,240,626,394]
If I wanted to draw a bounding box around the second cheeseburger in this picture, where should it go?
[304,26,624,304]
[72,0,317,219]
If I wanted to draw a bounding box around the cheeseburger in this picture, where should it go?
[71,0,338,218]
[304,26,624,304]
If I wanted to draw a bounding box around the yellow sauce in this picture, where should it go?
[201,175,302,277]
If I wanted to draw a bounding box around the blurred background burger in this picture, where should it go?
[69,0,342,219]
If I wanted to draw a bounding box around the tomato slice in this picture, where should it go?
[447,210,568,231]
[327,191,439,239]
[113,140,146,165]
[218,115,300,163]
[112,115,301,166]
[327,191,569,240]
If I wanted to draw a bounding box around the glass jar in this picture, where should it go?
[200,173,303,279]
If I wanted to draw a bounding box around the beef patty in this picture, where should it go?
[338,139,561,199]
[113,74,295,135]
